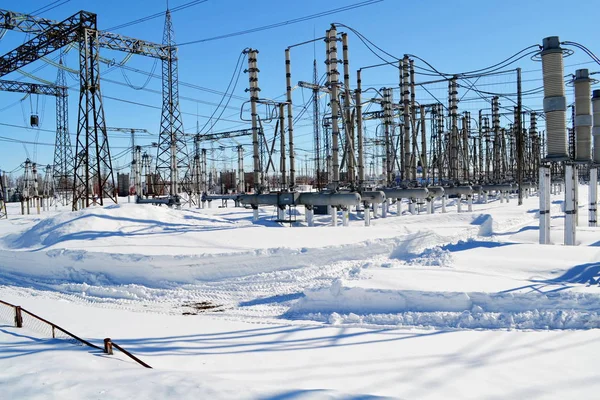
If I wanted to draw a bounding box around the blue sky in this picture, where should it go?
[0,0,598,177]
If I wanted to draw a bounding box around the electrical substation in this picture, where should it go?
[0,7,599,248]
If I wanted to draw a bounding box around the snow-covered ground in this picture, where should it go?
[1,187,599,399]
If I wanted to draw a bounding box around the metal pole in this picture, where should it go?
[237,146,244,193]
[356,69,365,189]
[462,112,470,182]
[492,96,501,182]
[135,146,142,198]
[341,33,354,187]
[312,59,322,190]
[279,103,287,190]
[201,148,207,194]
[516,68,524,205]
[436,104,445,181]
[420,105,427,183]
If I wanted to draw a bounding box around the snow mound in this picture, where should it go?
[289,280,600,330]
[3,203,246,249]
[389,231,454,261]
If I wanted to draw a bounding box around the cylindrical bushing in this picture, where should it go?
[574,69,592,161]
[541,36,568,160]
[593,89,600,163]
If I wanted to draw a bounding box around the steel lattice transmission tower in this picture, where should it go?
[155,9,190,196]
[1,8,172,210]
[53,52,74,205]
[73,26,116,209]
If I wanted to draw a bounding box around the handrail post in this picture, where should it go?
[104,338,113,355]
[14,306,23,328]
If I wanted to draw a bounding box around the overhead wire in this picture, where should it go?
[177,0,382,46]
[29,0,71,16]
[120,58,159,90]
[562,41,600,67]
[333,23,543,80]
[199,51,247,133]
[105,0,209,31]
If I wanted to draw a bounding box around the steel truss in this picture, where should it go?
[155,10,189,197]
[0,78,72,205]
[0,8,174,210]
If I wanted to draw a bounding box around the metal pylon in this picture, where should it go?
[155,9,190,196]
[73,27,116,210]
[53,51,74,206]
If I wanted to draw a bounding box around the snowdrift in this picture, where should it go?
[289,279,600,329]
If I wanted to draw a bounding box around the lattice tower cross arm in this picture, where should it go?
[0,11,96,77]
[0,79,65,96]
[0,9,170,60]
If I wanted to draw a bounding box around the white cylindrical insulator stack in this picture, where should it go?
[592,90,600,163]
[383,88,394,186]
[573,69,592,161]
[284,49,295,188]
[530,112,539,172]
[436,104,444,179]
[246,48,262,193]
[541,37,569,160]
[492,96,501,181]
[327,26,340,186]
[402,56,411,182]
[449,77,459,181]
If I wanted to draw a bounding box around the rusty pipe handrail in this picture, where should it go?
[0,298,150,368]
[109,340,152,369]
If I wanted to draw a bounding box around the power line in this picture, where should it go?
[177,0,383,46]
[101,77,241,112]
[104,0,209,31]
[29,0,71,16]
[199,51,247,133]
[101,95,242,124]
[113,59,314,113]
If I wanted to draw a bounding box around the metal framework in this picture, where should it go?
[155,9,189,197]
[106,127,149,197]
[54,54,73,205]
[195,128,253,142]
[1,8,174,210]
[0,78,73,205]
[0,10,170,59]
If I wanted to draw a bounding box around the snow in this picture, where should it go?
[1,187,600,398]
